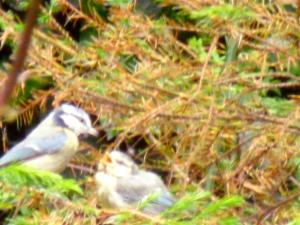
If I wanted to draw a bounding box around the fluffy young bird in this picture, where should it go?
[0,104,98,172]
[95,150,175,215]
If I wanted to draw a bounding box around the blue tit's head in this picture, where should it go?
[98,150,139,178]
[53,104,98,137]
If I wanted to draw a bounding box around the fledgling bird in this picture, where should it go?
[0,104,98,173]
[95,150,175,215]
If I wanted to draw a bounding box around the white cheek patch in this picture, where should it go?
[83,114,92,127]
[60,114,84,135]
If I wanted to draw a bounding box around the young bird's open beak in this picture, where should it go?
[98,152,112,172]
[103,152,112,164]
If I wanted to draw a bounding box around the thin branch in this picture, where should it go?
[256,191,300,225]
[0,0,41,109]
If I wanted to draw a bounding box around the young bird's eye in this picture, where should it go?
[116,159,126,166]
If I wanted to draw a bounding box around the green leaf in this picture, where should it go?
[38,14,50,25]
[137,192,161,211]
[14,23,24,32]
[0,164,83,196]
[119,54,139,73]
[197,195,245,219]
[163,192,211,216]
[18,0,30,10]
[106,0,131,7]
[261,97,295,117]
[7,216,39,225]
[188,37,207,61]
[0,189,15,210]
[288,218,300,225]
[48,0,60,14]
[190,4,254,22]
[219,217,242,225]
[97,48,108,59]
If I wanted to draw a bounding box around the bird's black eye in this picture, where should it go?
[116,159,126,166]
[79,118,85,123]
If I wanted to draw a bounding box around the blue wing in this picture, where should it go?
[116,171,175,215]
[0,129,68,167]
[142,191,175,215]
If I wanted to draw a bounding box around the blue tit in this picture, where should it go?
[95,150,175,215]
[0,104,98,173]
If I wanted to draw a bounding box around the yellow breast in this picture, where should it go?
[23,128,79,173]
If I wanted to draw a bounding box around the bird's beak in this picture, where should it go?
[102,152,112,164]
[98,153,112,172]
[88,127,98,136]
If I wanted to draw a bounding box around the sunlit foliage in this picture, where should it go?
[0,0,300,224]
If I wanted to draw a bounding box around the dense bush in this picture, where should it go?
[0,0,300,224]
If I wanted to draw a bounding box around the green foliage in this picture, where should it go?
[0,189,15,210]
[163,191,211,216]
[47,0,60,14]
[196,195,245,220]
[2,0,30,11]
[106,0,132,7]
[190,4,254,22]
[119,54,139,73]
[0,165,91,224]
[1,0,300,224]
[115,192,244,224]
[225,37,239,63]
[288,218,300,225]
[38,13,50,25]
[14,23,24,33]
[188,37,224,64]
[97,48,108,59]
[100,117,120,140]
[288,155,300,185]
[0,164,82,196]
[14,76,53,105]
[219,217,243,225]
[188,37,207,61]
[137,192,161,211]
[8,218,35,225]
[261,97,295,117]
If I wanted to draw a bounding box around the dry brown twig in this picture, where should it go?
[0,0,41,109]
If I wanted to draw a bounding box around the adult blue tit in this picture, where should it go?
[95,150,175,215]
[0,103,98,173]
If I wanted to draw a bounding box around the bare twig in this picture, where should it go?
[0,0,41,109]
[256,191,300,225]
